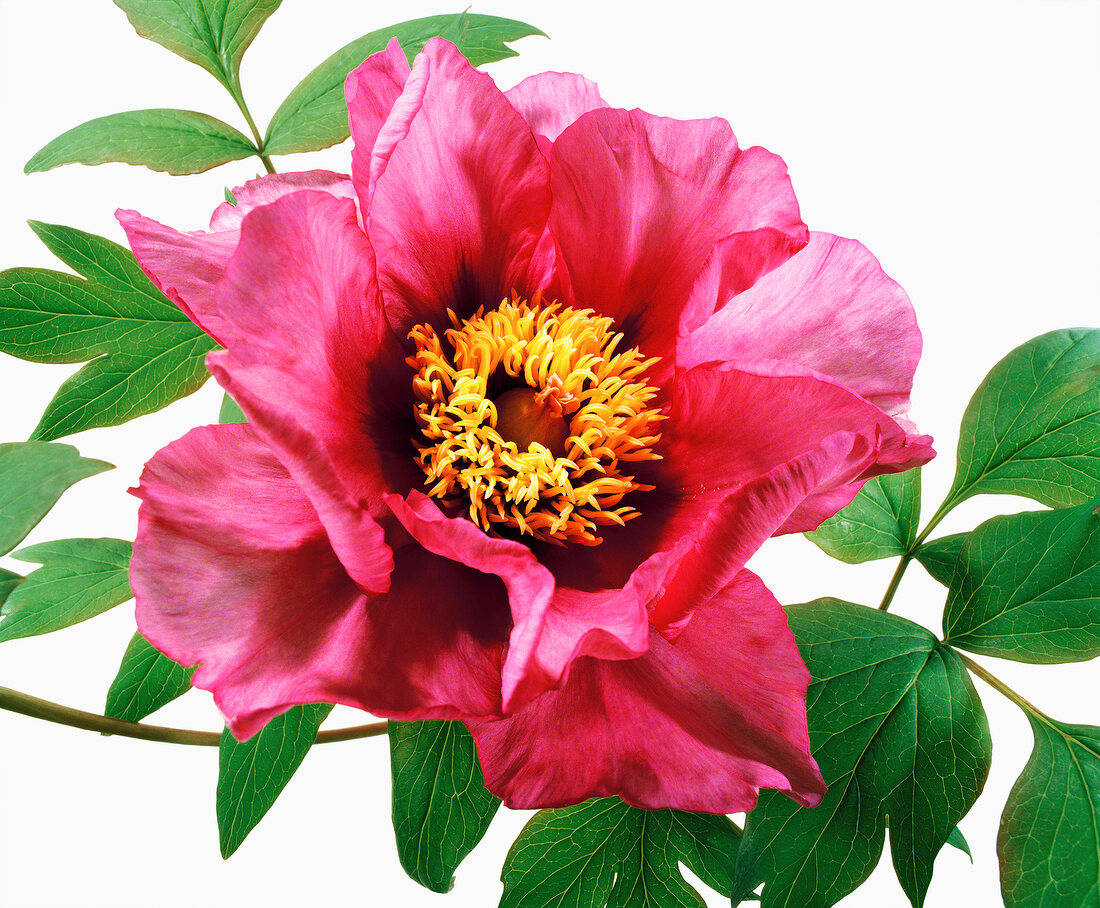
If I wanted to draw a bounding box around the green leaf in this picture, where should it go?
[0,221,215,440]
[389,720,500,892]
[501,799,627,908]
[914,533,968,586]
[25,109,257,175]
[500,798,741,907]
[657,810,744,904]
[218,392,246,424]
[942,498,1100,663]
[263,12,545,156]
[999,715,1100,907]
[104,631,193,723]
[0,442,112,555]
[946,826,972,861]
[732,600,992,908]
[0,568,24,608]
[217,702,331,858]
[947,328,1100,510]
[113,0,282,94]
[30,343,214,440]
[806,469,921,563]
[0,538,132,642]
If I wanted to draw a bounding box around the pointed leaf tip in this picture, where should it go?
[217,702,332,858]
[389,720,499,893]
[112,0,282,93]
[949,328,1100,509]
[1,223,215,439]
[0,443,113,556]
[24,109,257,176]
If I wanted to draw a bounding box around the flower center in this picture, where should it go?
[494,385,572,457]
[406,292,664,546]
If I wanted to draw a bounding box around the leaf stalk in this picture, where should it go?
[955,653,1046,719]
[877,554,912,611]
[877,495,958,611]
[0,685,386,745]
[228,84,276,174]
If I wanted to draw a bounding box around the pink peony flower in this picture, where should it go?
[117,38,933,813]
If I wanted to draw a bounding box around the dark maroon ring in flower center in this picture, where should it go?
[406,292,664,546]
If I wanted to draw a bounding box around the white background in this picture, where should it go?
[1,1,1097,906]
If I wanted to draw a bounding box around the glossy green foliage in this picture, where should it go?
[0,538,131,642]
[113,0,282,95]
[389,720,500,892]
[0,568,24,608]
[0,441,111,555]
[501,797,742,908]
[946,826,972,861]
[733,601,991,908]
[999,716,1100,907]
[806,469,921,563]
[26,109,257,175]
[943,499,1100,663]
[104,631,194,723]
[947,328,1100,510]
[264,12,545,156]
[0,222,215,440]
[217,703,332,858]
[914,533,968,586]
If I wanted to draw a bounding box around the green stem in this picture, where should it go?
[877,495,960,611]
[0,685,386,746]
[229,84,276,174]
[911,498,956,551]
[955,653,1046,719]
[877,553,912,610]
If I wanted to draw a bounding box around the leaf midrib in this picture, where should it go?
[509,803,632,907]
[957,335,1091,502]
[768,648,934,908]
[949,513,1098,643]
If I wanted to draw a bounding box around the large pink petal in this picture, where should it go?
[682,232,922,418]
[355,38,552,333]
[651,430,874,636]
[117,171,355,345]
[384,492,555,712]
[207,190,417,587]
[549,108,807,367]
[467,570,824,813]
[385,492,673,713]
[645,362,933,633]
[662,362,931,498]
[134,425,507,735]
[666,353,933,539]
[131,423,393,739]
[504,71,608,145]
[536,360,932,597]
[354,545,511,722]
[116,209,240,345]
[502,550,674,711]
[346,38,412,212]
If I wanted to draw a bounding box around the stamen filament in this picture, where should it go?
[408,293,663,546]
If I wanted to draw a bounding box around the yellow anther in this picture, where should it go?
[407,293,663,545]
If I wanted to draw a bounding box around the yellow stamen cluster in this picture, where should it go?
[407,292,664,545]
